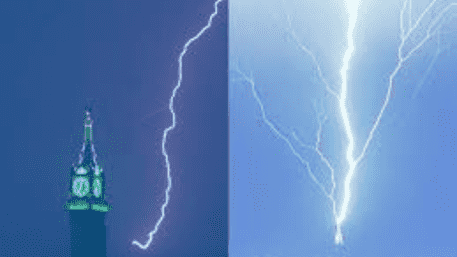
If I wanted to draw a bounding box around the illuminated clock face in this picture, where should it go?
[73,176,90,198]
[93,178,102,198]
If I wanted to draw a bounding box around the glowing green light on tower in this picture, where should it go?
[93,178,102,198]
[85,111,93,142]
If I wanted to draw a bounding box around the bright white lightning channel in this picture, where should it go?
[233,0,457,247]
[132,0,224,250]
[334,0,361,245]
[336,0,457,244]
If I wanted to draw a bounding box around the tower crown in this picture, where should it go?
[64,111,111,212]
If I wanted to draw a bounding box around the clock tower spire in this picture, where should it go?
[64,109,112,256]
[65,111,111,211]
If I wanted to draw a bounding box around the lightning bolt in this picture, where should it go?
[336,0,457,245]
[231,0,456,247]
[334,0,361,245]
[132,0,225,250]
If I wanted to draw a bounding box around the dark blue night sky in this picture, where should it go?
[1,1,227,256]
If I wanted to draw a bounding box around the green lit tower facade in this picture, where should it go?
[65,110,112,256]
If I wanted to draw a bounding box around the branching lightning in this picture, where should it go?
[231,0,456,246]
[132,0,224,250]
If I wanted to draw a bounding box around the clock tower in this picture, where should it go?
[64,110,112,256]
